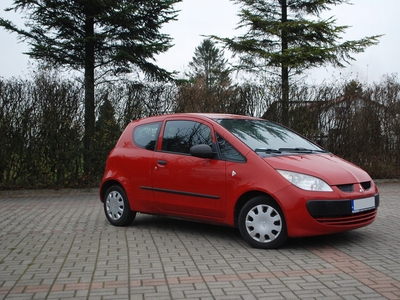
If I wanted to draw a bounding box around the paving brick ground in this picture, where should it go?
[0,182,399,300]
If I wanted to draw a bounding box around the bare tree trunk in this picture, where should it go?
[83,13,95,179]
[281,0,289,126]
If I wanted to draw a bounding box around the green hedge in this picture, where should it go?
[1,71,399,189]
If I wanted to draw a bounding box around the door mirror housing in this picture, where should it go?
[190,144,216,159]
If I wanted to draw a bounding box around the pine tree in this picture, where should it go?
[0,0,180,179]
[178,39,232,113]
[212,0,381,125]
[93,97,121,178]
[186,39,231,90]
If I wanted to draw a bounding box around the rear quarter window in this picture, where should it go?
[133,122,161,150]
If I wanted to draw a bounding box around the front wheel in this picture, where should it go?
[104,185,136,226]
[239,196,287,249]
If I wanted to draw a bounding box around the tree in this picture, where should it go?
[178,39,233,113]
[186,39,231,90]
[93,96,121,179]
[0,0,180,179]
[212,0,381,125]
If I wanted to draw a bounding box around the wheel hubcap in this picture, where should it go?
[106,191,124,221]
[245,204,282,243]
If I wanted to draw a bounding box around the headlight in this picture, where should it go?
[277,170,333,192]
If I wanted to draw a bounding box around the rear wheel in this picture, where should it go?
[104,185,136,226]
[239,196,287,249]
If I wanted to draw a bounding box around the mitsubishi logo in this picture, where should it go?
[359,184,365,193]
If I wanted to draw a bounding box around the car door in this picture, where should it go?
[151,119,227,218]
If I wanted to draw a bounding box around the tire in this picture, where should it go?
[104,185,136,226]
[239,196,288,249]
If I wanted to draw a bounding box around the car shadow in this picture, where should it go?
[129,213,373,250]
[131,213,242,244]
[283,231,367,249]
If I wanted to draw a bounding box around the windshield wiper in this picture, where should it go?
[255,147,328,155]
[255,148,282,154]
[278,147,327,153]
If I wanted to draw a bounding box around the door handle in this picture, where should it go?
[157,160,167,166]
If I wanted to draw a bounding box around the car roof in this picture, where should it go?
[187,113,259,120]
[132,113,261,124]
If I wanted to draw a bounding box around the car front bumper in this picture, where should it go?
[273,185,379,238]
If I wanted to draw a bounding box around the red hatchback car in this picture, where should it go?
[100,113,379,249]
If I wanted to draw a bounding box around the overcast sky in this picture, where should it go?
[0,0,398,84]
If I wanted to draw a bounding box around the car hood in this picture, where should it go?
[264,153,372,185]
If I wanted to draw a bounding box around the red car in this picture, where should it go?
[99,113,379,249]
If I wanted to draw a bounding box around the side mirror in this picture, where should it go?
[190,144,216,159]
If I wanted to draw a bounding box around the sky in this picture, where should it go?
[0,0,398,84]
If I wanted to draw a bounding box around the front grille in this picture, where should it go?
[313,209,377,226]
[336,181,372,193]
[337,184,354,192]
[361,181,371,190]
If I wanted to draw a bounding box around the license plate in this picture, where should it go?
[351,197,375,213]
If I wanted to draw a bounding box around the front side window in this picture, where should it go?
[216,133,245,162]
[162,120,212,154]
[133,122,161,150]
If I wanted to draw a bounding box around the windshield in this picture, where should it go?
[215,118,325,155]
